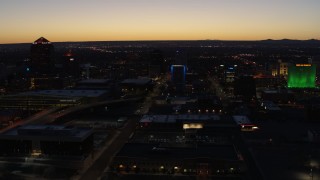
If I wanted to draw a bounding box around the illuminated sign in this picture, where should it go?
[296,64,311,67]
[183,123,203,129]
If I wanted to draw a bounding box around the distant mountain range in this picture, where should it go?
[261,38,319,42]
[0,39,319,48]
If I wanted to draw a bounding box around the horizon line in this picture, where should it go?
[1,38,319,45]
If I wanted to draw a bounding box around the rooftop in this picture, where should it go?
[0,125,93,142]
[77,79,112,84]
[261,101,281,111]
[232,115,251,125]
[263,89,293,94]
[121,78,152,85]
[140,114,220,123]
[116,143,238,161]
[18,89,108,98]
[33,37,51,44]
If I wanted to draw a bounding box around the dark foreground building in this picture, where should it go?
[234,75,256,100]
[107,114,248,180]
[112,143,244,176]
[0,125,93,157]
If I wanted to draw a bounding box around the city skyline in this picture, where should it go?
[1,0,320,44]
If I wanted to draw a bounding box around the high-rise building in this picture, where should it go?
[271,61,290,79]
[29,37,54,75]
[234,75,256,100]
[64,50,80,77]
[148,49,164,78]
[171,65,186,84]
[28,37,62,90]
[171,65,187,93]
[225,65,237,83]
[288,64,316,88]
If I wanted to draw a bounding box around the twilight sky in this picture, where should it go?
[1,0,319,43]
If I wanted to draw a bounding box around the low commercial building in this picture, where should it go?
[109,113,248,179]
[232,115,259,132]
[254,75,283,88]
[111,143,245,176]
[261,89,295,104]
[121,78,153,95]
[0,89,109,110]
[75,79,114,90]
[0,125,93,157]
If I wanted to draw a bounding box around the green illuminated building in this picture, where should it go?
[287,64,316,88]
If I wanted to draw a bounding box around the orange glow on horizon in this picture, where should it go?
[0,0,319,44]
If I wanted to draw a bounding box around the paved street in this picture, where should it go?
[0,107,60,133]
[208,76,230,107]
[77,117,139,180]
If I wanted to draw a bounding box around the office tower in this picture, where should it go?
[288,64,316,88]
[272,61,290,79]
[171,65,186,84]
[64,50,80,77]
[28,37,63,89]
[29,37,54,75]
[148,50,163,78]
[234,75,256,99]
[171,65,186,93]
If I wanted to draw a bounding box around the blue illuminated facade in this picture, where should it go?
[171,65,186,84]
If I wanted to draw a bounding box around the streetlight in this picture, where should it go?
[310,158,318,180]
